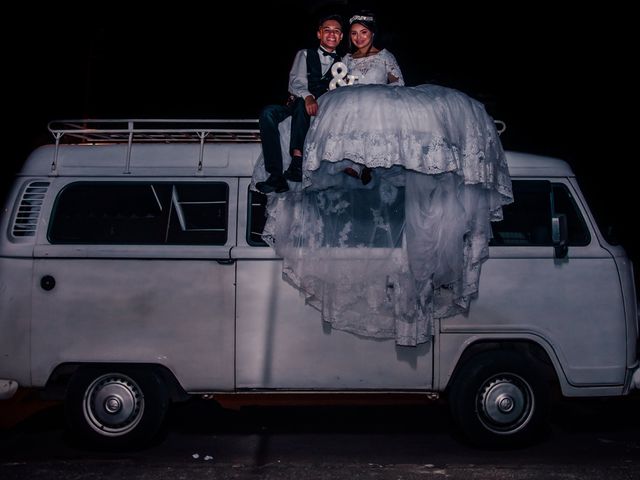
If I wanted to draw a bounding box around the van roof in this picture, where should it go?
[16,119,575,178]
[504,151,574,177]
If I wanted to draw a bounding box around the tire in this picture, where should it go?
[449,350,550,448]
[65,366,169,450]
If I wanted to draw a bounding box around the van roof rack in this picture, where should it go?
[47,119,261,174]
[48,119,261,144]
[49,118,506,144]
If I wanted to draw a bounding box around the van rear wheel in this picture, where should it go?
[449,351,549,447]
[65,366,169,449]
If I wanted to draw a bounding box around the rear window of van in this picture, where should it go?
[48,182,228,245]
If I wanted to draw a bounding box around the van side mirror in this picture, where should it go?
[552,214,568,259]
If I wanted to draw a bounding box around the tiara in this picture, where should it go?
[349,15,374,23]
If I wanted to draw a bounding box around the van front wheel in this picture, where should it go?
[65,367,169,449]
[449,351,549,447]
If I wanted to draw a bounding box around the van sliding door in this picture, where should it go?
[233,178,434,390]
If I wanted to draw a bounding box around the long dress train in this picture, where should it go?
[253,84,512,346]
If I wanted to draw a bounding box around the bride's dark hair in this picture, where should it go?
[349,11,377,29]
[348,10,378,53]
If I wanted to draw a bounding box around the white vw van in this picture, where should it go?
[0,120,637,449]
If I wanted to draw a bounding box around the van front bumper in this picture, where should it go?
[0,379,19,399]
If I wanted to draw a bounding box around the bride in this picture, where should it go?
[257,12,513,346]
[331,12,404,184]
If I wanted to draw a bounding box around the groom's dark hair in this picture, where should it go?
[317,13,344,31]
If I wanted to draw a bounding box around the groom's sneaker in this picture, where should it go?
[256,174,289,194]
[283,156,303,182]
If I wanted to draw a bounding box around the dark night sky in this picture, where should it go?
[4,1,636,265]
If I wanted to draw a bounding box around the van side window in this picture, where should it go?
[320,187,405,248]
[48,182,228,245]
[490,180,589,246]
[247,188,405,248]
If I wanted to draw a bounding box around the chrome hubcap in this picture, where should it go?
[83,373,144,437]
[477,374,534,434]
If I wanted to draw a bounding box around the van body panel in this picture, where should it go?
[438,332,626,397]
[30,257,236,390]
[442,255,626,385]
[235,259,433,389]
[0,258,32,385]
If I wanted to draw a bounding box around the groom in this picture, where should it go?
[256,14,344,194]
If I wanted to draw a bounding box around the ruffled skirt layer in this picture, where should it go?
[253,84,513,345]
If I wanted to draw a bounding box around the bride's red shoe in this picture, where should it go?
[343,167,360,179]
[343,166,372,185]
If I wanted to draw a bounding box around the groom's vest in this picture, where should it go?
[306,48,336,99]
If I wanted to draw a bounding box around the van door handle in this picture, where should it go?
[216,259,235,265]
[40,275,56,291]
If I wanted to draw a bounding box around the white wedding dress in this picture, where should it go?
[343,49,404,86]
[253,54,512,346]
